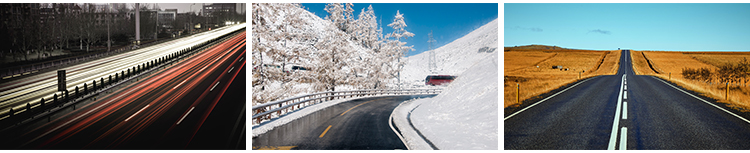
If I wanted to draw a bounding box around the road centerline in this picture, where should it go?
[608,74,626,150]
[622,102,628,120]
[176,106,196,125]
[125,104,150,122]
[620,127,628,150]
[340,100,374,116]
[319,125,333,138]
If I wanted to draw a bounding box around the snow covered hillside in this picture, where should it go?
[397,52,498,150]
[392,18,498,149]
[401,19,498,87]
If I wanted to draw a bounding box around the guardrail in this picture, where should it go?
[252,89,442,125]
[0,30,204,80]
[0,27,246,125]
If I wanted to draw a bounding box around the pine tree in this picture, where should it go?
[384,10,414,88]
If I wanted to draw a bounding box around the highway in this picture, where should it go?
[0,23,247,120]
[0,30,246,149]
[505,50,750,149]
[252,95,435,150]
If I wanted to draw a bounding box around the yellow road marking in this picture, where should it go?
[319,125,332,138]
[253,146,297,150]
[340,100,374,116]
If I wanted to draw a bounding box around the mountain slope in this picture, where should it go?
[401,18,498,87]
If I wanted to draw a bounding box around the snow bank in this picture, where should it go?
[397,52,498,150]
[401,18,498,88]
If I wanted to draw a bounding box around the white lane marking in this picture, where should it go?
[173,80,188,89]
[624,91,627,100]
[653,77,750,124]
[239,57,244,61]
[608,74,626,150]
[125,105,150,122]
[176,107,195,125]
[624,85,627,90]
[622,102,628,119]
[228,67,234,73]
[504,77,593,120]
[199,65,208,72]
[620,127,628,150]
[210,81,220,91]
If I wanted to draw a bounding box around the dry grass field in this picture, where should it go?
[504,46,620,108]
[631,51,750,112]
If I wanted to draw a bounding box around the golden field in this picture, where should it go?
[504,47,620,108]
[631,51,750,112]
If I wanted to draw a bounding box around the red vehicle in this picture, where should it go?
[425,75,457,86]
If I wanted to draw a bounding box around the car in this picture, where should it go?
[425,75,457,86]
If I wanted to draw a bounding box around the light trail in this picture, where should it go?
[0,24,247,117]
[13,30,246,149]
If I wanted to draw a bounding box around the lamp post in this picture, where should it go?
[190,3,195,34]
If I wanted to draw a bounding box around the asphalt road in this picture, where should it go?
[252,95,435,150]
[0,32,246,149]
[505,50,750,149]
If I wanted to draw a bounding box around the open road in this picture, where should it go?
[252,95,435,150]
[505,50,750,149]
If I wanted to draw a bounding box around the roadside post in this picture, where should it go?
[726,82,729,100]
[517,83,520,104]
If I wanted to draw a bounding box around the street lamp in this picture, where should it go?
[190,3,195,34]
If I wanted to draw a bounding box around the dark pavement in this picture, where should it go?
[252,95,435,150]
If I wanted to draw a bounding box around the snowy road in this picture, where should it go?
[252,95,434,150]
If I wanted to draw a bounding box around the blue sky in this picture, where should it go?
[505,3,750,51]
[301,3,498,56]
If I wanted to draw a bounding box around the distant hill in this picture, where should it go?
[504,44,598,52]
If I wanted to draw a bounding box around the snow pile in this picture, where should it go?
[393,18,498,150]
[399,52,498,150]
[401,19,498,88]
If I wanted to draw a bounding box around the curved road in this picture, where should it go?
[505,50,750,149]
[252,95,435,150]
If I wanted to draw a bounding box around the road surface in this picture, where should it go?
[505,50,750,149]
[252,95,435,150]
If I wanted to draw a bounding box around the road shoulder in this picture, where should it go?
[391,97,434,150]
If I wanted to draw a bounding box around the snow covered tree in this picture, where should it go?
[312,31,355,91]
[252,3,317,104]
[324,3,345,32]
[354,5,381,49]
[344,3,355,34]
[383,10,414,88]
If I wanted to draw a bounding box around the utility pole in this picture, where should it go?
[428,30,436,74]
[107,3,111,51]
[155,4,159,40]
[190,3,195,34]
[135,3,140,45]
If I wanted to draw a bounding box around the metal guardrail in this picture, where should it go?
[252,89,442,125]
[0,27,246,123]
[0,32,200,80]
